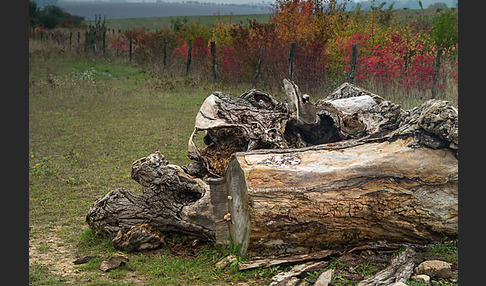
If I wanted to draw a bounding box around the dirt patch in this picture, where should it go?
[29,226,80,284]
[29,225,147,284]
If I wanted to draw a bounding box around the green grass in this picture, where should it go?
[29,39,457,285]
[29,42,261,285]
[90,14,271,31]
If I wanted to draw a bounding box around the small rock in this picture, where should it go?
[215,254,237,269]
[99,252,129,272]
[393,282,407,286]
[314,269,334,286]
[412,274,431,284]
[415,260,452,279]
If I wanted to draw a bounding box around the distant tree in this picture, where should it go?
[429,9,458,98]
[430,9,458,53]
[39,5,65,29]
[170,17,189,32]
[30,4,85,30]
[427,2,448,10]
[29,0,40,27]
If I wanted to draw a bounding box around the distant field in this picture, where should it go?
[58,2,270,21]
[99,13,271,31]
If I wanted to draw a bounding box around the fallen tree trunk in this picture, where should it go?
[86,80,458,259]
[226,137,457,258]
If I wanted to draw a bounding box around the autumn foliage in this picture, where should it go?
[108,0,458,94]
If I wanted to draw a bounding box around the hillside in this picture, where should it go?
[57,2,270,20]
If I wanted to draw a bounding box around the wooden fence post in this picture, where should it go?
[254,45,265,81]
[349,43,358,84]
[69,32,72,49]
[210,41,220,81]
[92,31,97,53]
[129,35,133,62]
[186,39,192,75]
[102,30,106,56]
[431,48,442,99]
[163,39,168,67]
[77,31,80,51]
[288,42,296,81]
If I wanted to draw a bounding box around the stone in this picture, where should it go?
[415,260,452,279]
[99,252,129,272]
[314,269,334,286]
[412,274,431,284]
[393,282,408,286]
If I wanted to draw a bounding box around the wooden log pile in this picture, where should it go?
[86,80,458,260]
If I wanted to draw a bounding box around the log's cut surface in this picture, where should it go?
[226,137,458,258]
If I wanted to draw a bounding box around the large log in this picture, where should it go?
[86,81,458,260]
[225,137,457,258]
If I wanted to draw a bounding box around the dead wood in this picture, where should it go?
[347,242,405,254]
[99,252,129,272]
[227,137,457,258]
[112,224,165,252]
[86,151,215,238]
[86,80,458,260]
[269,261,329,286]
[238,249,337,271]
[188,89,290,177]
[357,246,416,286]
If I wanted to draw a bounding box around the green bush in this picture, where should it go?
[29,1,85,29]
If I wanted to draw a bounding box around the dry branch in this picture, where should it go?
[357,246,416,286]
[238,249,337,271]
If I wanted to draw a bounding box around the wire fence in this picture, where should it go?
[29,27,458,101]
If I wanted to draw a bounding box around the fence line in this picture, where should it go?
[29,27,456,98]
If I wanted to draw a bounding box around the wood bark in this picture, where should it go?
[238,249,337,271]
[269,260,329,286]
[86,151,218,238]
[86,80,458,260]
[226,137,457,258]
[112,224,165,252]
[357,246,416,286]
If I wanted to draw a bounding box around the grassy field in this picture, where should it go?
[90,14,271,31]
[29,38,457,285]
[29,39,281,285]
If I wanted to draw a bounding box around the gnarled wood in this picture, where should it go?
[112,224,165,252]
[86,151,216,238]
[86,80,458,259]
